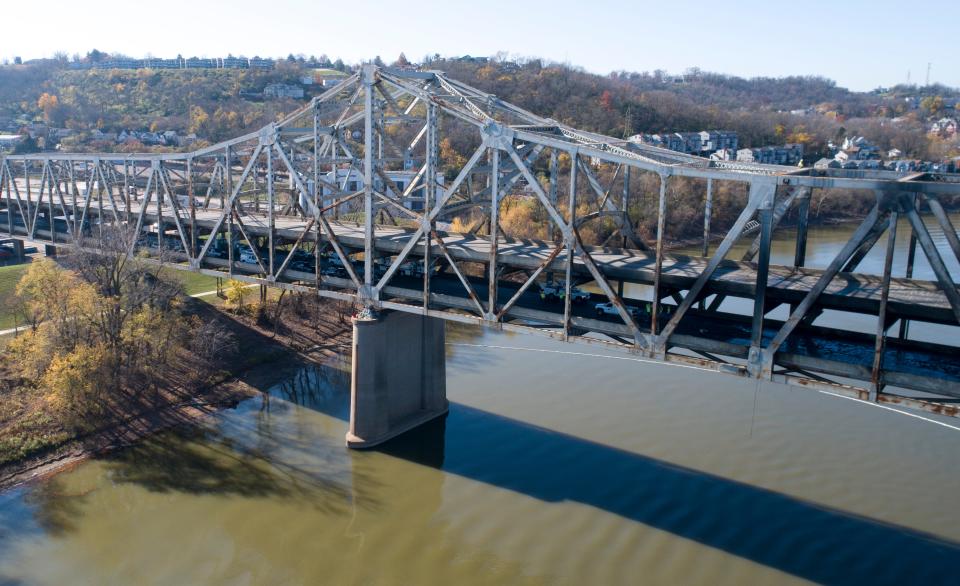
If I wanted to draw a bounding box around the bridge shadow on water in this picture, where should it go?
[261,362,960,585]
[14,354,953,584]
[376,406,960,585]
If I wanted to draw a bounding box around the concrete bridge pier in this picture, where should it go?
[346,310,448,448]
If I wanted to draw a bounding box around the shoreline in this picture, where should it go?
[0,300,353,493]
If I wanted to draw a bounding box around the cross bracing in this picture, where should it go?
[2,65,960,418]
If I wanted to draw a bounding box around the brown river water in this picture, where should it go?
[0,216,958,585]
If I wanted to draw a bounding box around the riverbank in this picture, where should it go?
[0,294,353,492]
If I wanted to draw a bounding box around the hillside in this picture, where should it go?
[1,55,957,161]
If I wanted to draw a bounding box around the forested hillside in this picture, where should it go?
[431,58,957,161]
[1,54,957,161]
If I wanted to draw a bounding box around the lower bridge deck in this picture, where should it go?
[2,200,959,406]
[3,199,949,322]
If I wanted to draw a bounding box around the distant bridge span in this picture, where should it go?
[2,65,959,444]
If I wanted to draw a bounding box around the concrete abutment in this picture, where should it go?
[346,310,448,448]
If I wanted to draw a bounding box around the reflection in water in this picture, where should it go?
[0,220,959,585]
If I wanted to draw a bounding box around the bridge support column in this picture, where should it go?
[12,239,24,262]
[346,310,448,449]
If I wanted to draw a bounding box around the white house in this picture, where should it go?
[709,148,736,161]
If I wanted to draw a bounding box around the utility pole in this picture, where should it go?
[926,62,931,86]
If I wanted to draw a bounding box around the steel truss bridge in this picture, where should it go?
[2,65,960,418]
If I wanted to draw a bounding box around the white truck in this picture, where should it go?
[594,301,642,319]
[539,280,589,303]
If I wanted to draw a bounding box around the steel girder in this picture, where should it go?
[2,65,960,417]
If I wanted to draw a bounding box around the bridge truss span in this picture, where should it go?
[2,64,960,419]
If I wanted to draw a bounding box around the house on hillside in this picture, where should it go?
[736,144,803,165]
[94,58,142,69]
[698,130,738,153]
[49,128,74,140]
[222,56,249,69]
[814,157,840,170]
[887,160,919,173]
[142,58,182,69]
[88,129,115,142]
[249,57,274,69]
[629,130,738,156]
[139,132,165,145]
[264,83,305,99]
[185,57,217,69]
[838,136,880,160]
[930,118,958,137]
[710,148,736,161]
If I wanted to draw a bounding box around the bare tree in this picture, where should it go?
[63,224,183,352]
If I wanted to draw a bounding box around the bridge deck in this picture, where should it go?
[3,193,960,404]
[124,202,954,323]
[1,200,954,325]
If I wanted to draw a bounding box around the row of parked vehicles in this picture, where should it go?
[136,232,662,320]
[135,231,446,281]
[236,246,441,281]
[536,279,669,320]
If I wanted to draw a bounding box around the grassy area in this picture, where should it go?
[171,270,221,296]
[1,263,226,332]
[0,263,30,330]
[312,68,348,77]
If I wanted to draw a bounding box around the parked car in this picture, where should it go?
[206,245,229,260]
[595,301,642,319]
[239,248,259,264]
[320,265,346,278]
[540,280,590,303]
[288,259,314,273]
[397,260,439,278]
[140,232,185,253]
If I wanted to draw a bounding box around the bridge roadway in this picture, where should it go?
[3,200,959,400]
[3,199,954,324]
[106,200,956,324]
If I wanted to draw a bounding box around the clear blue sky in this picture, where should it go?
[3,0,956,91]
